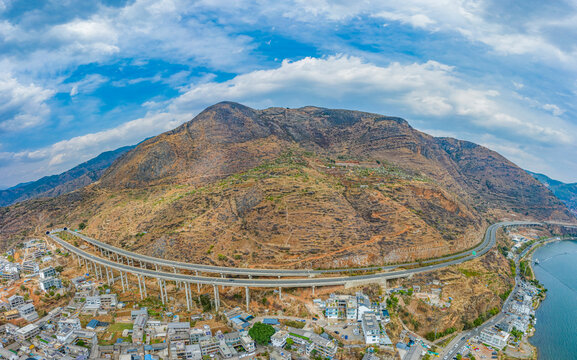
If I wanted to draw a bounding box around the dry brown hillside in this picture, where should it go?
[0,102,573,268]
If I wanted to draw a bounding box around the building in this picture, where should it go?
[18,303,39,322]
[4,309,20,320]
[479,328,510,350]
[185,344,202,360]
[271,330,289,348]
[15,323,40,340]
[73,329,98,347]
[100,294,118,309]
[21,260,39,274]
[39,277,63,291]
[7,295,24,309]
[325,293,358,320]
[287,328,337,359]
[131,307,148,320]
[167,322,191,343]
[133,314,149,344]
[84,296,101,311]
[39,266,57,279]
[58,317,82,331]
[361,313,380,344]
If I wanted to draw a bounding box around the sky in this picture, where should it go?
[1,0,577,189]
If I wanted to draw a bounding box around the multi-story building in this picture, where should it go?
[100,294,118,309]
[8,295,25,309]
[18,303,39,322]
[0,271,19,281]
[361,313,380,344]
[21,260,39,274]
[479,328,510,350]
[287,328,337,359]
[39,266,57,279]
[325,293,358,320]
[167,322,191,343]
[199,337,220,356]
[84,296,101,311]
[271,330,289,348]
[133,314,149,344]
[40,277,63,291]
[4,309,20,320]
[58,317,82,331]
[131,307,148,320]
[15,324,40,340]
[185,344,202,359]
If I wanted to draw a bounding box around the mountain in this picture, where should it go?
[0,145,135,207]
[0,102,573,267]
[528,170,577,215]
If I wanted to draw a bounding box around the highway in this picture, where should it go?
[52,220,538,278]
[47,221,539,288]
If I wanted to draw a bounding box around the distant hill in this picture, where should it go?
[0,145,135,207]
[0,102,573,267]
[528,171,577,215]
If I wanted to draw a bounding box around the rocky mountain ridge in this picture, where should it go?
[0,145,135,207]
[0,102,572,268]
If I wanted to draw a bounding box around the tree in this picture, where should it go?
[78,222,87,230]
[248,322,275,346]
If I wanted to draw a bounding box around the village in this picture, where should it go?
[0,227,547,360]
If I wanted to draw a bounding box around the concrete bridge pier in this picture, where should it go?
[137,274,144,300]
[245,286,250,311]
[213,284,220,311]
[106,266,111,285]
[184,282,191,311]
[279,287,282,301]
[312,286,315,296]
[195,271,200,292]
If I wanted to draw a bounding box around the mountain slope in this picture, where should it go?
[0,145,135,207]
[528,170,577,215]
[0,102,572,267]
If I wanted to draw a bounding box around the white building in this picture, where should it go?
[185,344,202,359]
[58,317,82,331]
[84,296,101,311]
[361,313,380,344]
[39,266,57,279]
[271,330,289,348]
[18,303,39,322]
[479,328,510,350]
[7,295,25,309]
[15,323,40,340]
[40,277,63,291]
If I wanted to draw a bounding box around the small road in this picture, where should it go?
[48,221,538,289]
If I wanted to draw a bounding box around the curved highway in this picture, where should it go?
[47,221,539,288]
[51,221,538,277]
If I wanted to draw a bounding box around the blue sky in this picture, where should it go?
[1,0,577,188]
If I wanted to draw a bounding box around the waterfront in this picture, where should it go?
[530,240,577,359]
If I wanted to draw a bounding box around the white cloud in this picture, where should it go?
[170,55,574,145]
[0,73,54,132]
[543,103,565,116]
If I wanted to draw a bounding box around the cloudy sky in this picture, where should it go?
[1,0,576,188]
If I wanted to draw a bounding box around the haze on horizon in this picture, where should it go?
[1,0,576,189]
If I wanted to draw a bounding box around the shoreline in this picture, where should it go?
[511,237,574,359]
[521,237,576,359]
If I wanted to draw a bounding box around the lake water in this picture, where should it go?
[530,240,577,359]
